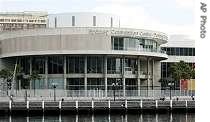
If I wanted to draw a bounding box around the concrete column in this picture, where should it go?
[122,56,126,97]
[152,59,155,90]
[104,55,107,97]
[84,56,87,97]
[64,56,67,90]
[45,56,48,89]
[29,56,32,89]
[147,58,150,96]
[137,57,141,96]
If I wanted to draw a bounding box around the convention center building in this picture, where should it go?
[0,12,168,97]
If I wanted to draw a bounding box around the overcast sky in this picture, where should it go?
[0,0,195,37]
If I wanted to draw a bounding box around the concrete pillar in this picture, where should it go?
[29,56,32,90]
[147,58,149,96]
[122,56,126,97]
[104,55,107,97]
[45,56,48,89]
[152,59,155,90]
[84,56,87,96]
[64,56,67,90]
[137,57,141,96]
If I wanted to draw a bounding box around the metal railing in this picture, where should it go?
[0,89,195,98]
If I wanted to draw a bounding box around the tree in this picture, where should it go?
[170,60,194,81]
[28,70,42,96]
[0,69,13,95]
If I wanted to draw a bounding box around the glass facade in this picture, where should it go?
[107,57,122,74]
[87,78,104,90]
[66,56,84,73]
[19,57,30,74]
[87,56,103,73]
[161,47,195,56]
[32,56,45,74]
[48,56,64,74]
[48,78,64,89]
[66,78,84,90]
[111,37,158,52]
[107,78,123,90]
[124,58,137,74]
[31,79,45,89]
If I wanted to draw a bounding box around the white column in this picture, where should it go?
[123,56,126,97]
[104,55,107,97]
[64,56,67,90]
[45,56,48,89]
[84,56,87,97]
[137,57,141,96]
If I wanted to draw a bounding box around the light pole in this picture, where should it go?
[52,83,57,102]
[168,80,174,100]
[112,82,119,101]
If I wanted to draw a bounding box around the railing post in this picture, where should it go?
[75,100,78,109]
[92,100,94,109]
[125,99,127,109]
[155,100,158,109]
[9,100,11,112]
[59,101,62,110]
[108,100,110,109]
[170,100,172,110]
[140,100,142,109]
[42,101,45,110]
[27,101,29,110]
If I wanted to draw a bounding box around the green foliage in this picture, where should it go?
[170,60,194,81]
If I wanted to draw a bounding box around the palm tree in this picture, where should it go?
[28,70,42,96]
[0,69,13,96]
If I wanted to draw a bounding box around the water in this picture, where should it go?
[0,113,195,122]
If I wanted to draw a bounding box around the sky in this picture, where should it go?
[0,0,195,38]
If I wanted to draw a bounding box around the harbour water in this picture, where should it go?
[0,113,195,122]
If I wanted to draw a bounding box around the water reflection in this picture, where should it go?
[0,113,195,122]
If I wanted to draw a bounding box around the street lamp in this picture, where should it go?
[168,78,174,100]
[112,82,119,101]
[52,83,57,102]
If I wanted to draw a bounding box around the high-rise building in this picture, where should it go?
[0,11,48,31]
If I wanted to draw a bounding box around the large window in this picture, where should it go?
[87,78,104,90]
[66,56,84,73]
[107,57,122,74]
[48,78,64,89]
[162,47,195,56]
[72,16,75,26]
[111,37,124,50]
[112,37,158,51]
[48,56,64,74]
[87,56,103,73]
[124,58,137,74]
[66,78,84,90]
[19,57,30,74]
[32,56,45,74]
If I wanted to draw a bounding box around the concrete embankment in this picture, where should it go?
[0,99,195,114]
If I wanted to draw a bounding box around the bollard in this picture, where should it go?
[140,100,142,109]
[42,101,45,110]
[125,100,127,109]
[185,100,188,108]
[108,100,110,109]
[9,100,12,111]
[170,100,172,110]
[92,100,94,109]
[155,100,158,109]
[27,101,29,110]
[75,100,78,109]
[59,101,62,110]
